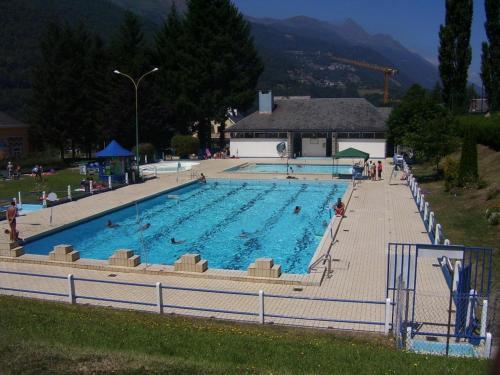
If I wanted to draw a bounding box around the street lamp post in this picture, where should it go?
[113,67,159,170]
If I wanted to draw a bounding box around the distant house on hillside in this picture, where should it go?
[0,111,29,158]
[229,91,389,158]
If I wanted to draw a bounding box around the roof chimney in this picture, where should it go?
[259,90,274,114]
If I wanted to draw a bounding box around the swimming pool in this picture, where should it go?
[24,179,347,274]
[226,163,353,175]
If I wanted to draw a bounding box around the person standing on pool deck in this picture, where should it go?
[377,161,383,180]
[6,201,18,241]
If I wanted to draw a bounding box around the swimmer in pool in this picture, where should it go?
[171,237,185,244]
[107,220,119,228]
[141,223,151,230]
[239,230,248,238]
[293,206,301,214]
[322,220,328,227]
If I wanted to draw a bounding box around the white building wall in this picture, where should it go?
[338,139,386,159]
[230,139,287,157]
[301,138,327,157]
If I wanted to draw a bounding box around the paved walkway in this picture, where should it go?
[0,159,449,333]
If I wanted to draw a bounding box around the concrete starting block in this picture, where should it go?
[108,249,141,267]
[174,253,208,273]
[0,241,25,257]
[248,258,281,278]
[49,244,80,262]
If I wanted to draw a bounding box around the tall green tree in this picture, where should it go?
[150,5,188,138]
[387,84,458,170]
[175,0,263,150]
[458,125,479,184]
[107,11,150,148]
[32,22,105,159]
[481,0,500,111]
[438,0,473,113]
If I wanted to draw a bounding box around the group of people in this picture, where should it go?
[31,164,44,181]
[6,162,21,180]
[365,160,383,181]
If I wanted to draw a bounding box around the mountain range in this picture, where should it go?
[0,0,439,119]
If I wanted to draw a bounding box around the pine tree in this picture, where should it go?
[151,5,188,137]
[481,0,500,111]
[107,11,149,148]
[175,0,263,150]
[458,125,478,185]
[438,0,473,113]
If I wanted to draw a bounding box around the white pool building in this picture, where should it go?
[229,91,390,158]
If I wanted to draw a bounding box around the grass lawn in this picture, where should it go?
[0,168,83,204]
[412,145,500,297]
[0,295,490,374]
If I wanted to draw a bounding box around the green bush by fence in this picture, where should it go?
[171,135,199,158]
[459,113,500,151]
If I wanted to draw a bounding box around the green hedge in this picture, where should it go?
[171,135,199,157]
[458,113,500,150]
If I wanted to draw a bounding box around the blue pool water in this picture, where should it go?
[226,163,353,175]
[24,179,347,274]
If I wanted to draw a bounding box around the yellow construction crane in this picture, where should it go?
[329,55,398,105]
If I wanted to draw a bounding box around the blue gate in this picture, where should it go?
[387,243,492,349]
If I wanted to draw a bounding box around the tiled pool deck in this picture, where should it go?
[0,158,449,333]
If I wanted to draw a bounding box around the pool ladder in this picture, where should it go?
[308,252,333,278]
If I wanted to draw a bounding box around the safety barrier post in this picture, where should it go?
[406,327,412,350]
[259,290,265,324]
[444,239,450,245]
[485,333,492,358]
[434,224,442,245]
[18,192,22,209]
[452,260,461,292]
[466,289,477,329]
[125,173,129,185]
[67,274,75,304]
[145,154,148,164]
[89,180,94,194]
[416,187,421,204]
[108,176,112,189]
[384,298,391,335]
[424,202,429,222]
[42,191,47,208]
[419,195,425,212]
[428,212,434,232]
[156,282,163,314]
[67,185,72,200]
[480,299,488,341]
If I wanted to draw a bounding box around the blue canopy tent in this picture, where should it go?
[94,140,133,183]
[96,140,134,158]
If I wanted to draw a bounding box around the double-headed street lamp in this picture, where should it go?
[113,67,159,168]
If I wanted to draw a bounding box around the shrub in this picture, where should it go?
[171,135,199,158]
[458,113,500,151]
[458,125,479,185]
[443,156,459,191]
[486,185,500,201]
[132,143,156,163]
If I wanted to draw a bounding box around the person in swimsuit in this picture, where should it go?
[333,198,345,217]
[171,237,185,244]
[6,201,18,241]
[293,206,301,214]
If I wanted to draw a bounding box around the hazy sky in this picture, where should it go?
[233,0,487,85]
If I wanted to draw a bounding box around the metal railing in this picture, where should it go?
[0,268,391,332]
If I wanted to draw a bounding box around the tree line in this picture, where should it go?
[439,0,500,114]
[389,0,500,187]
[31,0,263,159]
